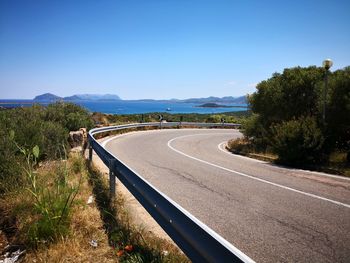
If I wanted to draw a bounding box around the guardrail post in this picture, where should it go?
[159,114,163,129]
[109,159,116,199]
[88,143,93,164]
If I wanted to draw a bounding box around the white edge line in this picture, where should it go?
[168,134,350,209]
[218,142,350,181]
[99,131,256,263]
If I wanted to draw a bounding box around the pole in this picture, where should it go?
[323,69,329,124]
[109,159,116,199]
[88,144,93,164]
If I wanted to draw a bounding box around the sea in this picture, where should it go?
[0,100,248,115]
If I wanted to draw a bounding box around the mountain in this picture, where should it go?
[32,93,246,104]
[33,93,121,101]
[33,93,62,101]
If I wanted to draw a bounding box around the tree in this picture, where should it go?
[326,67,350,161]
[244,65,349,165]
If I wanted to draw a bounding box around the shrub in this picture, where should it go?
[271,116,325,165]
[0,102,93,194]
[243,114,270,151]
[45,102,94,131]
[0,130,24,194]
[39,121,68,159]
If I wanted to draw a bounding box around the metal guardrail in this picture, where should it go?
[88,122,254,263]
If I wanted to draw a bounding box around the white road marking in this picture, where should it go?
[167,134,350,209]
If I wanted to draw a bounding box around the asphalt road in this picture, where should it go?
[104,129,350,263]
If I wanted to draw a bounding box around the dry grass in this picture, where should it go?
[22,154,116,262]
[226,138,278,162]
[87,163,189,263]
[2,153,188,262]
[0,154,116,262]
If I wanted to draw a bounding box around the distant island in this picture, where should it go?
[196,103,248,108]
[0,93,249,114]
[33,93,121,102]
[31,93,247,104]
[180,96,246,104]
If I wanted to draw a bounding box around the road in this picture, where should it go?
[103,128,350,263]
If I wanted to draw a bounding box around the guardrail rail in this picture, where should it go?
[88,122,255,263]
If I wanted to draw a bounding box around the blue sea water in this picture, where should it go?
[0,100,247,114]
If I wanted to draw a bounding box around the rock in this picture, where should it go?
[68,130,85,148]
[89,240,98,248]
[87,195,94,205]
[0,246,26,263]
[79,128,87,139]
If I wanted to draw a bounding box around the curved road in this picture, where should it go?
[104,129,350,263]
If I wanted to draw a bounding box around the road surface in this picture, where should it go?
[103,129,350,263]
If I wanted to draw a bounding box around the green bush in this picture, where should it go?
[39,121,68,159]
[0,129,24,193]
[243,114,270,151]
[0,102,93,195]
[45,102,94,131]
[271,117,325,165]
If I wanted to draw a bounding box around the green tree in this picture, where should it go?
[326,67,350,160]
[249,66,324,125]
[244,65,350,165]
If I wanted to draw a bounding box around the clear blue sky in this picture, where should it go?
[1,0,349,100]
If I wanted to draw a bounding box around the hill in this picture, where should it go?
[32,93,246,104]
[182,96,247,104]
[33,93,62,101]
[33,93,121,101]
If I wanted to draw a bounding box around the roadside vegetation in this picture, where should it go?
[0,102,189,262]
[0,102,93,194]
[227,66,350,176]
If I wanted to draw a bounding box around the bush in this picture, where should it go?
[243,114,270,151]
[0,102,93,195]
[271,117,325,165]
[39,121,68,159]
[45,102,94,131]
[0,129,24,193]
